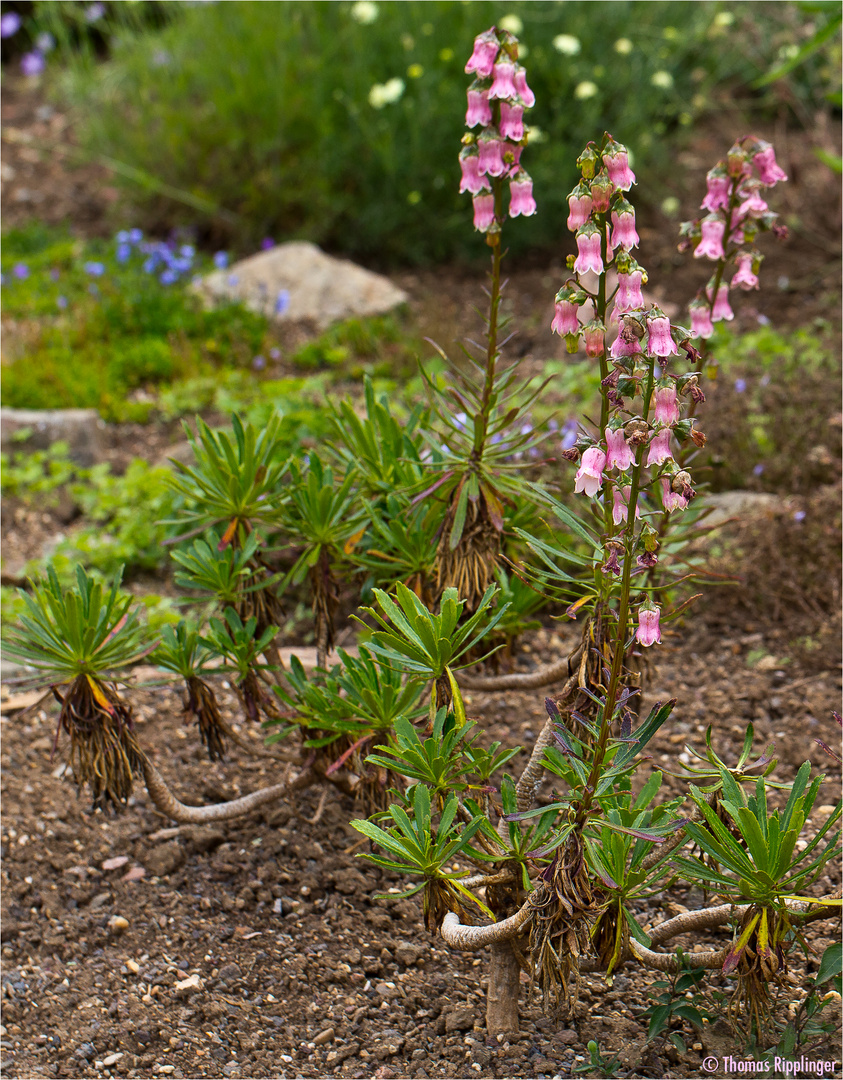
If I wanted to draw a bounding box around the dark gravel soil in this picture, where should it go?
[1,608,840,1080]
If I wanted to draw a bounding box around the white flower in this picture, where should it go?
[351,0,378,24]
[498,14,523,34]
[574,80,598,100]
[713,11,734,27]
[552,33,581,56]
[650,70,673,89]
[614,37,633,55]
[525,124,547,143]
[368,77,405,109]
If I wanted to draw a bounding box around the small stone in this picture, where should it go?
[394,942,423,966]
[221,1064,240,1078]
[108,916,129,934]
[0,408,105,466]
[444,1008,474,1033]
[173,974,203,997]
[76,1043,97,1061]
[144,843,184,878]
[102,856,130,872]
[125,960,140,974]
[374,982,399,999]
[217,963,241,982]
[102,1053,123,1067]
[555,1029,579,1045]
[157,1067,175,1076]
[313,1028,335,1046]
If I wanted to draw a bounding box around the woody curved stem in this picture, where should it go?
[141,758,315,824]
[440,902,532,950]
[459,645,584,691]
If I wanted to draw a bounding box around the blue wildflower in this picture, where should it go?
[116,243,132,263]
[21,51,45,77]
[734,378,747,393]
[57,295,68,310]
[128,228,143,243]
[13,263,29,279]
[84,261,106,276]
[179,245,195,259]
[753,464,765,476]
[1,12,22,37]
[160,269,178,286]
[261,238,275,250]
[213,252,229,270]
[85,2,105,22]
[793,510,806,523]
[227,274,240,287]
[35,32,55,53]
[252,355,267,371]
[269,347,281,361]
[274,289,290,316]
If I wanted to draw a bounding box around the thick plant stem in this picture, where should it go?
[459,644,584,691]
[486,941,522,1035]
[142,759,315,823]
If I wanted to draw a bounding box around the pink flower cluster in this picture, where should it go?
[460,27,536,230]
[687,137,787,337]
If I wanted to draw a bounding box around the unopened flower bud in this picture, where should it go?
[727,143,749,178]
[565,332,581,354]
[577,144,599,179]
[582,319,605,357]
[590,170,614,213]
[472,192,496,231]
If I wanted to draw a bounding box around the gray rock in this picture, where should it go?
[698,491,782,529]
[191,241,408,331]
[216,963,242,982]
[394,941,423,966]
[1,408,105,466]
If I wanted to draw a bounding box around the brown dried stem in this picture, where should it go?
[440,902,532,950]
[459,644,584,691]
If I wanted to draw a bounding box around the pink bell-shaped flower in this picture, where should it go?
[574,224,603,275]
[574,446,606,497]
[489,59,519,100]
[753,144,787,186]
[646,315,678,357]
[646,428,673,467]
[660,476,688,512]
[732,253,759,291]
[603,142,636,190]
[609,318,641,358]
[499,101,524,142]
[636,604,662,647]
[701,169,731,212]
[477,132,507,177]
[737,189,769,218]
[612,485,641,525]
[615,269,644,315]
[590,170,614,213]
[688,299,714,339]
[653,385,680,427]
[567,186,592,231]
[465,30,499,79]
[605,426,634,471]
[551,299,580,336]
[465,88,492,128]
[582,319,605,357]
[509,170,536,218]
[694,216,726,260]
[472,192,496,232]
[708,281,734,322]
[610,205,639,249]
[459,149,491,195]
[514,65,535,107]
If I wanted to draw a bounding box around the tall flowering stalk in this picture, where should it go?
[421,25,542,610]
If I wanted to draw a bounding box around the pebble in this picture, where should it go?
[157,1067,175,1076]
[313,1027,335,1046]
[125,959,140,974]
[217,963,242,982]
[107,915,129,934]
[102,1053,123,1067]
[174,973,203,996]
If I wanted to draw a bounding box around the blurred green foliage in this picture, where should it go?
[42,1,841,265]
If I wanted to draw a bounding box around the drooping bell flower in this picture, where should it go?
[605,426,634,471]
[732,253,759,291]
[694,216,726,260]
[477,131,507,177]
[508,170,536,218]
[688,298,714,338]
[551,298,580,336]
[472,192,496,232]
[708,281,734,322]
[499,101,525,142]
[514,64,535,107]
[573,446,606,497]
[660,476,688,512]
[612,485,641,525]
[459,148,491,195]
[752,143,787,186]
[489,59,519,100]
[653,385,680,427]
[574,223,603,275]
[567,183,592,231]
[609,318,641,358]
[610,202,639,249]
[590,170,614,213]
[603,142,636,190]
[636,604,662,647]
[465,87,492,128]
[701,168,731,212]
[737,189,769,219]
[646,314,678,357]
[582,319,605,357]
[465,29,499,79]
[646,428,673,467]
[615,269,644,315]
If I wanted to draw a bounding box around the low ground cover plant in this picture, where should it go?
[5,21,841,1063]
